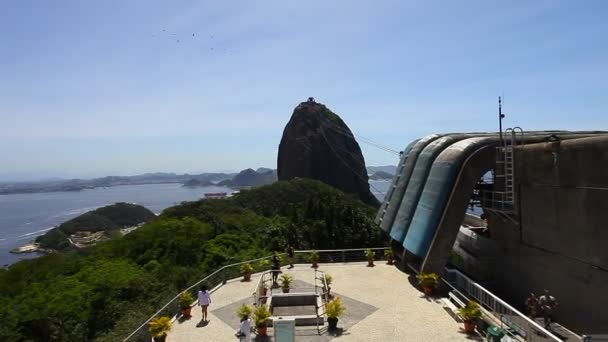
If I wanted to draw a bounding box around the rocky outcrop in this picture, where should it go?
[277,99,378,206]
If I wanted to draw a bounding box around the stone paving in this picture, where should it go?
[168,262,483,342]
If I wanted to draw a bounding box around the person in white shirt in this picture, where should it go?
[197,285,211,322]
[238,314,252,342]
[539,289,558,328]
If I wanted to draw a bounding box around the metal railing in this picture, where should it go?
[252,268,331,335]
[292,247,388,264]
[123,248,388,341]
[122,255,277,341]
[443,268,567,341]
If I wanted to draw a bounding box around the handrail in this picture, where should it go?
[444,268,565,341]
[295,247,386,253]
[122,254,277,341]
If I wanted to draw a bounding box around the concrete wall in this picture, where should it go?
[487,135,608,334]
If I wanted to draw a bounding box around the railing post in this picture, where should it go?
[342,250,345,263]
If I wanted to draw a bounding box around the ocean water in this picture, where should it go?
[0,183,233,266]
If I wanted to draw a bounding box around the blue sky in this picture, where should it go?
[1,0,606,180]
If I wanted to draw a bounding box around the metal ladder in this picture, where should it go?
[481,127,524,222]
[501,127,523,206]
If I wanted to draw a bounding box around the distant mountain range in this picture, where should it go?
[366,165,397,175]
[0,172,236,195]
[0,166,393,195]
[369,170,394,180]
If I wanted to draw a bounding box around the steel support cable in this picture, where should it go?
[324,123,401,155]
[316,115,401,155]
[318,124,385,196]
[323,136,390,195]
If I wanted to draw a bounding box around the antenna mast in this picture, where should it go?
[498,96,505,142]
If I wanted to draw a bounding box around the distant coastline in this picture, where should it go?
[0,172,235,195]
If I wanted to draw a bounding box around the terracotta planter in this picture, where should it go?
[325,286,331,297]
[423,286,433,296]
[181,307,192,318]
[153,334,167,342]
[386,257,394,265]
[463,320,476,334]
[257,325,268,336]
[243,272,251,282]
[367,259,374,267]
[327,317,338,330]
[282,287,290,293]
[311,261,318,268]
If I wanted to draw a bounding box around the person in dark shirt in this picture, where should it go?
[539,289,558,328]
[270,254,281,287]
[287,245,295,269]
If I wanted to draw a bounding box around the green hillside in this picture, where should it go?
[0,179,383,341]
[35,202,156,250]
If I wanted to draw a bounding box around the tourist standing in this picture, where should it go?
[525,293,538,318]
[287,245,295,269]
[539,289,558,328]
[198,285,211,322]
[270,254,281,287]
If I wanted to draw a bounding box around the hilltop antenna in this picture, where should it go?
[498,96,505,141]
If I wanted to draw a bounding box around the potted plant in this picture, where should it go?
[253,304,272,336]
[240,263,254,282]
[364,248,375,267]
[309,250,319,268]
[416,272,439,296]
[323,273,333,297]
[236,304,253,321]
[149,316,172,342]
[279,273,294,293]
[325,296,346,331]
[384,249,394,265]
[179,291,194,318]
[457,300,482,333]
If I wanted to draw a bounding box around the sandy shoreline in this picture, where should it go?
[10,242,53,255]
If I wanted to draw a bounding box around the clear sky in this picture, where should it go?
[1,0,606,181]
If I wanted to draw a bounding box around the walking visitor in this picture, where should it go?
[525,293,538,318]
[287,245,295,268]
[236,313,252,342]
[198,285,211,322]
[270,254,281,287]
[539,289,558,328]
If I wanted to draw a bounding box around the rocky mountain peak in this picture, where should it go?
[277,99,378,206]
